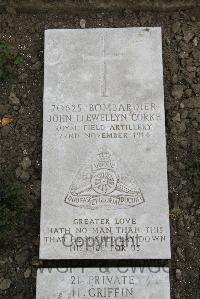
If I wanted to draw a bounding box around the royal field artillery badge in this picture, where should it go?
[65,147,144,209]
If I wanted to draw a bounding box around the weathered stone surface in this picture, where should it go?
[36,268,170,299]
[24,268,31,279]
[176,269,182,280]
[80,18,86,29]
[21,157,31,170]
[172,85,184,99]
[0,278,11,291]
[9,92,20,105]
[40,28,170,259]
[20,171,30,182]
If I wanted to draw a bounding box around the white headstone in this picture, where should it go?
[40,28,170,259]
[36,267,171,298]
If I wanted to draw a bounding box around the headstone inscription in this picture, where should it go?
[36,267,171,299]
[40,27,170,259]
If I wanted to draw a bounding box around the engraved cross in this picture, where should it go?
[83,35,126,97]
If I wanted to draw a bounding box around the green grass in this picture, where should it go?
[0,171,26,245]
[0,41,23,81]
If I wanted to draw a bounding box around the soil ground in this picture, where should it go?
[0,4,200,299]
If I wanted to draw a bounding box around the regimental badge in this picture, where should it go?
[65,147,145,209]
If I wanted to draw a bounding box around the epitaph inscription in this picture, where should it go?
[40,28,170,259]
[36,268,171,299]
